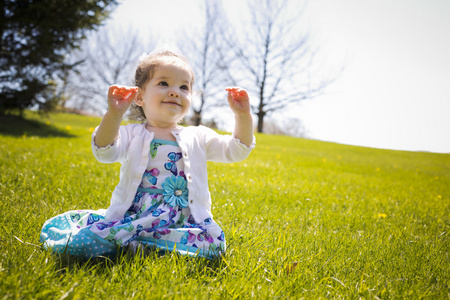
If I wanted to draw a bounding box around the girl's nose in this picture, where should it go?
[169,90,180,98]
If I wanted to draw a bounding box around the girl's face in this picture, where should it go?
[135,59,192,128]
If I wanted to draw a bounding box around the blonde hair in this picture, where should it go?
[128,49,195,122]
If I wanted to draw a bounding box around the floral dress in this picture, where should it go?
[40,139,225,259]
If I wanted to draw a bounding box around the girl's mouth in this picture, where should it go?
[163,101,181,106]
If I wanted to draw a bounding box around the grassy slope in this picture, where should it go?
[0,112,449,299]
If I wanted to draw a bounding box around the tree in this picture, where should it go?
[64,25,154,114]
[224,0,333,133]
[178,1,236,126]
[0,0,118,115]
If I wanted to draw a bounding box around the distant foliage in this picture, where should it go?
[63,25,154,115]
[178,1,235,127]
[223,0,335,133]
[0,0,118,114]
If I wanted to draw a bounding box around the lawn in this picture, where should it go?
[0,112,449,299]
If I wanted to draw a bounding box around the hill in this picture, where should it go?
[0,112,449,298]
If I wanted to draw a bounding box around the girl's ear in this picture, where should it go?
[135,88,144,107]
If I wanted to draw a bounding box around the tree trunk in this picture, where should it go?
[257,111,265,133]
[193,111,202,126]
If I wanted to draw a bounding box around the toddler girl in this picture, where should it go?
[40,49,255,259]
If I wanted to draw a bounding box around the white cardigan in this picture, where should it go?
[91,123,255,223]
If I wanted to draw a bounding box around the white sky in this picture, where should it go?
[107,0,450,153]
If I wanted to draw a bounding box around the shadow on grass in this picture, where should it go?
[49,246,225,276]
[0,115,75,138]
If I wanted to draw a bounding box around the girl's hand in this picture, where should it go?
[226,87,251,116]
[226,87,254,147]
[107,85,139,116]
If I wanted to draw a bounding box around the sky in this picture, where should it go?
[106,0,450,153]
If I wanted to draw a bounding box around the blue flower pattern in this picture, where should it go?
[162,175,189,208]
[41,139,225,259]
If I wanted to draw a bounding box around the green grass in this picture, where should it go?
[1,112,449,299]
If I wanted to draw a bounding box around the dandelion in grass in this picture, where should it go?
[378,213,387,218]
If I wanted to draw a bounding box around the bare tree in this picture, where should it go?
[64,25,154,114]
[178,1,236,126]
[224,0,334,133]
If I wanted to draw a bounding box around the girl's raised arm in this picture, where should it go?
[94,85,138,148]
[226,87,254,147]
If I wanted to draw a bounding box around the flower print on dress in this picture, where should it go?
[143,218,171,239]
[180,231,197,245]
[165,152,182,176]
[217,231,225,242]
[183,215,202,229]
[152,218,165,228]
[152,208,166,217]
[134,192,144,203]
[86,213,103,225]
[125,202,147,218]
[121,216,134,224]
[140,168,160,187]
[174,213,187,227]
[104,224,134,245]
[126,204,140,216]
[95,221,118,231]
[129,224,157,243]
[197,230,214,243]
[150,141,164,159]
[162,175,189,208]
[153,228,170,239]
[168,207,177,223]
[70,212,86,223]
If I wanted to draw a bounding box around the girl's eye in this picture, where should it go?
[158,81,168,86]
[181,85,189,91]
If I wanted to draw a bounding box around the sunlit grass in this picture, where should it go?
[1,112,449,298]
